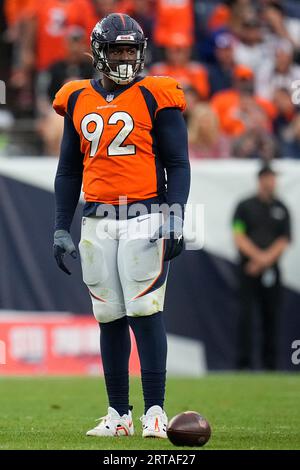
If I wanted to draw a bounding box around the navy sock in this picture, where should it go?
[128,312,167,414]
[99,316,131,416]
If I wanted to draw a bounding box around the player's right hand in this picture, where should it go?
[53,230,77,275]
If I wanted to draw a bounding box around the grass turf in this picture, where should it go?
[0,374,299,450]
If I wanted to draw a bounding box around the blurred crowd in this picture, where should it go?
[1,0,300,159]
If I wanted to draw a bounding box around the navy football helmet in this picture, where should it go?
[91,13,147,85]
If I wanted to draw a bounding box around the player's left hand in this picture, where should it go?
[53,230,77,275]
[150,215,184,261]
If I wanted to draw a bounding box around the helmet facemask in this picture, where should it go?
[92,40,147,85]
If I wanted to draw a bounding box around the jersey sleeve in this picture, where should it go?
[147,77,186,115]
[53,80,88,117]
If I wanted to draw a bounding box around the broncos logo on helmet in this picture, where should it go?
[91,13,147,85]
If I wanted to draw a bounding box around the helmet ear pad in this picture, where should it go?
[94,58,104,70]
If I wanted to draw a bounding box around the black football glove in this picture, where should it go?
[53,230,77,275]
[150,215,184,261]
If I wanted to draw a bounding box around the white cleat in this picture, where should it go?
[86,407,134,437]
[140,405,168,438]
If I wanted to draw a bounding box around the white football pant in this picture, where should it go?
[79,213,169,323]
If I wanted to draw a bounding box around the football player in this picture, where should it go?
[53,13,190,438]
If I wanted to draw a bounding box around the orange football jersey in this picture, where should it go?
[153,0,194,47]
[53,76,186,204]
[23,0,94,71]
[4,0,33,26]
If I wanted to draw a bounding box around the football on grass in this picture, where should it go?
[167,411,211,447]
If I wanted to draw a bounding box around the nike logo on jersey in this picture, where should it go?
[137,216,151,223]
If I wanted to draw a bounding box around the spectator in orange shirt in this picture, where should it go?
[10,0,96,116]
[153,0,194,49]
[4,0,32,27]
[21,0,95,73]
[150,37,210,101]
[211,65,276,137]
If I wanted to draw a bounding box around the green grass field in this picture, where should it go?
[0,374,299,450]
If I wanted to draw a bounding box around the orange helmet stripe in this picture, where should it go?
[119,13,126,27]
